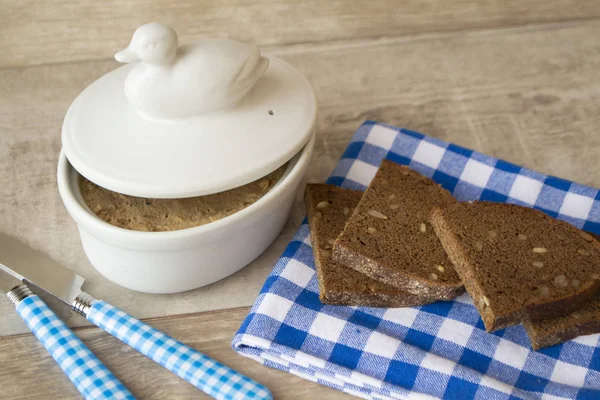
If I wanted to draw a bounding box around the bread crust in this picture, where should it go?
[331,160,464,300]
[305,184,435,308]
[431,202,600,332]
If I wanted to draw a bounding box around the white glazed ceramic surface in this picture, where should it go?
[58,23,318,293]
[62,23,317,199]
[57,132,315,294]
[115,22,271,117]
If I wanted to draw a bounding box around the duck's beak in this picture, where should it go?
[114,46,139,64]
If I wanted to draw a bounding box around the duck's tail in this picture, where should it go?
[233,55,269,85]
[255,56,269,78]
[221,55,270,109]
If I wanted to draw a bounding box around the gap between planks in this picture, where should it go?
[2,16,600,71]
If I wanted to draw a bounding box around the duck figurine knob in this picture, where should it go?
[114,22,270,118]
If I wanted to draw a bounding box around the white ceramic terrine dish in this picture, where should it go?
[57,134,314,294]
[57,23,317,293]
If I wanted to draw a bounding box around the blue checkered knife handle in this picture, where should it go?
[86,300,272,400]
[14,295,134,400]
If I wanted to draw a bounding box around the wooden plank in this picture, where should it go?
[2,20,600,337]
[2,0,600,68]
[0,307,352,399]
[286,21,600,188]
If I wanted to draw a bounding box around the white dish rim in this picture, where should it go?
[57,131,315,242]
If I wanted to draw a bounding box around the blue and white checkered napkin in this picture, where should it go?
[232,121,600,400]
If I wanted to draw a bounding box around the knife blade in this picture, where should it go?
[0,233,84,307]
[0,232,272,400]
[0,267,30,305]
[0,267,22,295]
[0,265,134,400]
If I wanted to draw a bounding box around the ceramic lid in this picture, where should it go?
[62,23,317,198]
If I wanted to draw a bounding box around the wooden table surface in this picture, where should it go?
[2,1,600,398]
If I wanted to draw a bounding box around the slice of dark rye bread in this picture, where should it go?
[523,231,600,350]
[523,295,600,350]
[305,184,436,307]
[332,160,465,300]
[430,201,600,332]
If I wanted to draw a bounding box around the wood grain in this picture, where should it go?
[0,307,352,399]
[284,20,600,188]
[2,0,600,68]
[2,1,600,397]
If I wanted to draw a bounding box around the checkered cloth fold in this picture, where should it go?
[232,121,600,400]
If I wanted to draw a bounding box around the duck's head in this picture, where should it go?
[115,23,178,65]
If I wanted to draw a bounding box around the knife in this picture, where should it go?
[0,268,134,400]
[0,233,272,400]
